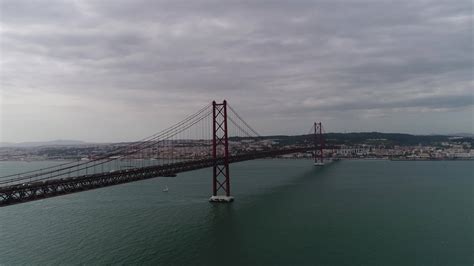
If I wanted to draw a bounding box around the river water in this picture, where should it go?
[0,159,472,265]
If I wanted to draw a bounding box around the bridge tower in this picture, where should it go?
[314,122,325,166]
[209,100,234,203]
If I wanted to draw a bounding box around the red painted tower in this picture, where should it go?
[314,122,325,166]
[209,100,234,202]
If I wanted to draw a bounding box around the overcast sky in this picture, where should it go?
[0,0,472,142]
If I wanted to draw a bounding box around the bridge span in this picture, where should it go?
[0,147,329,206]
[0,101,330,207]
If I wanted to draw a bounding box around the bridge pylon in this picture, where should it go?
[314,122,325,166]
[209,100,234,203]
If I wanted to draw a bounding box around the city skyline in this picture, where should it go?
[1,0,473,142]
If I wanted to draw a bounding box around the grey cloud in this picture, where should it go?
[0,0,472,141]
[0,0,81,24]
[302,94,473,112]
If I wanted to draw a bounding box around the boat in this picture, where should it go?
[162,185,169,192]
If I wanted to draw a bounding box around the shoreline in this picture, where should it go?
[1,157,473,163]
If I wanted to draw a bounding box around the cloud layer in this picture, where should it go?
[1,0,472,141]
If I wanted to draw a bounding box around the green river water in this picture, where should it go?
[0,159,472,265]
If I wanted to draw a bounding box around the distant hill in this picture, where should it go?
[0,140,89,148]
[231,132,473,146]
[322,132,451,146]
[450,133,474,138]
[2,132,472,148]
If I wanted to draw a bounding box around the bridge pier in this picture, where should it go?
[209,195,234,202]
[209,100,234,203]
[314,122,325,166]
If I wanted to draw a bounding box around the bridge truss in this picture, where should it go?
[0,101,327,207]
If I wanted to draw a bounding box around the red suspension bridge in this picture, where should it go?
[0,100,331,207]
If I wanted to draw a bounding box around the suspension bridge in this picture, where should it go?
[0,100,331,207]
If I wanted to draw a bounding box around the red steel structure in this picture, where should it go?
[314,122,325,166]
[211,100,232,202]
[0,100,335,206]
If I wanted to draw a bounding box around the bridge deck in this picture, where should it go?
[0,147,315,207]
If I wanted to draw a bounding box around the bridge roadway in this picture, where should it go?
[0,147,321,207]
